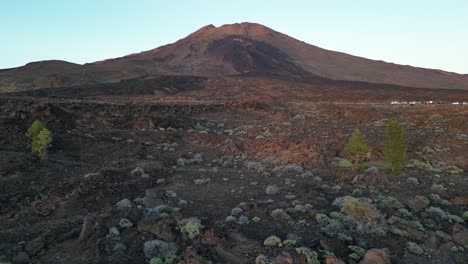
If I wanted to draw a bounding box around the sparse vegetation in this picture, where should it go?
[2,89,468,264]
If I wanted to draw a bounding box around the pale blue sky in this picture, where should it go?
[2,0,467,73]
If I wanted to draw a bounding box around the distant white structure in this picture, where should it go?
[391,100,408,105]
[390,100,466,105]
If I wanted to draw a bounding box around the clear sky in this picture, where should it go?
[2,0,467,73]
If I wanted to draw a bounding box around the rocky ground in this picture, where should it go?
[0,95,467,264]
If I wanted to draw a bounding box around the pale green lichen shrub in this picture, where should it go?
[283,239,297,246]
[315,213,329,224]
[177,217,203,240]
[329,212,344,220]
[255,254,268,264]
[149,256,176,264]
[331,159,354,168]
[252,216,261,223]
[376,195,403,209]
[263,235,281,247]
[320,250,336,258]
[109,227,120,236]
[225,216,236,223]
[391,228,410,238]
[447,214,465,224]
[165,190,177,198]
[193,178,210,185]
[450,245,465,253]
[398,208,413,218]
[348,246,365,261]
[425,206,447,219]
[393,217,425,231]
[271,209,292,222]
[406,242,423,255]
[150,258,164,264]
[295,247,319,264]
[462,211,468,221]
[315,213,344,236]
[369,227,387,237]
[338,233,353,242]
[231,207,243,216]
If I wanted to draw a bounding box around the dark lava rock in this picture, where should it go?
[137,217,176,241]
[11,252,29,264]
[97,236,129,264]
[360,248,391,264]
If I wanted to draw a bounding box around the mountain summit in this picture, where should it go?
[1,22,468,92]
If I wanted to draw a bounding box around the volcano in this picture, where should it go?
[1,22,468,92]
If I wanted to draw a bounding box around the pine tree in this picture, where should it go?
[26,120,53,159]
[345,129,369,169]
[383,119,406,174]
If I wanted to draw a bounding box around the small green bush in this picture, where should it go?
[406,242,423,255]
[177,217,203,240]
[462,211,468,221]
[27,120,53,159]
[263,235,281,246]
[295,247,319,264]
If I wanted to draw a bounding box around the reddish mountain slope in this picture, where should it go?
[101,22,468,89]
[1,22,468,92]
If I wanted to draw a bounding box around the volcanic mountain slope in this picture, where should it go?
[102,22,468,89]
[1,22,468,92]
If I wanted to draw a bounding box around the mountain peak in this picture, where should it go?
[187,24,216,38]
[211,22,274,38]
[3,22,468,91]
[185,22,275,41]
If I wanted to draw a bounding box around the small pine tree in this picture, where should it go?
[345,129,369,169]
[26,120,53,159]
[383,119,406,174]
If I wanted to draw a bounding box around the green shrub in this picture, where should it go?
[177,217,203,240]
[331,159,354,168]
[406,242,423,255]
[447,214,465,224]
[295,247,319,264]
[348,246,365,260]
[357,163,369,170]
[263,235,281,246]
[225,216,236,223]
[462,211,468,221]
[27,120,53,159]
